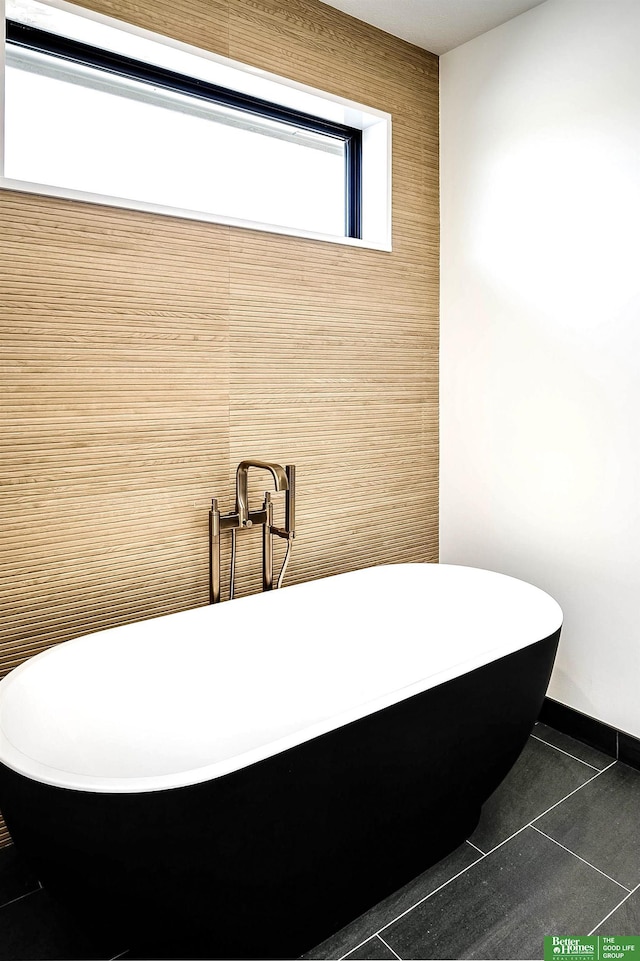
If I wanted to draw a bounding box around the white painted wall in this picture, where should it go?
[439,0,640,738]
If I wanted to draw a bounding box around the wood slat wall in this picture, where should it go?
[0,0,438,847]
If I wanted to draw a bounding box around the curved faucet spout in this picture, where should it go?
[235,459,289,527]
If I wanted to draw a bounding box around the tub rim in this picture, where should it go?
[0,563,563,794]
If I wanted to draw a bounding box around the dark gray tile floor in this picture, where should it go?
[593,888,640,937]
[0,723,638,960]
[381,827,625,961]
[307,723,640,961]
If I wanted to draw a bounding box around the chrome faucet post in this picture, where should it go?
[263,491,274,592]
[209,497,221,605]
[209,460,296,603]
[285,465,296,535]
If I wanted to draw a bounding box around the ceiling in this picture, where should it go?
[320,0,547,55]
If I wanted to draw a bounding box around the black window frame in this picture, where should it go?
[6,20,363,238]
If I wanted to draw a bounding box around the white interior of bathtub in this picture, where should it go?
[0,563,562,793]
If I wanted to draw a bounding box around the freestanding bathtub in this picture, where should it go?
[0,563,562,959]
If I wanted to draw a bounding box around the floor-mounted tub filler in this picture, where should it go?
[0,561,562,959]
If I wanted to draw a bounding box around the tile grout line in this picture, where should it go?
[339,758,618,961]
[0,887,41,912]
[588,882,640,936]
[483,759,617,858]
[531,825,631,892]
[377,934,402,960]
[336,851,490,961]
[527,759,617,828]
[466,839,486,856]
[530,734,602,771]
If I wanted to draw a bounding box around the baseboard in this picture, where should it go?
[539,697,640,772]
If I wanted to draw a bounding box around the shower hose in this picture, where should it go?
[228,527,292,600]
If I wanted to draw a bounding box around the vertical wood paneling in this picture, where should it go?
[0,0,438,847]
[226,1,439,597]
[0,196,231,659]
[81,0,229,57]
[227,231,438,599]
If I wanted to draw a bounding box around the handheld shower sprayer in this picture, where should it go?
[209,460,296,603]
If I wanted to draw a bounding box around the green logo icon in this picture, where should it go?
[544,937,640,960]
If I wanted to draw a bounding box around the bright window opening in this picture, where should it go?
[1,0,391,248]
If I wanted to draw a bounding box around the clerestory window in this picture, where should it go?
[2,1,391,248]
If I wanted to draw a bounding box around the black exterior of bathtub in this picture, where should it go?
[0,628,560,959]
